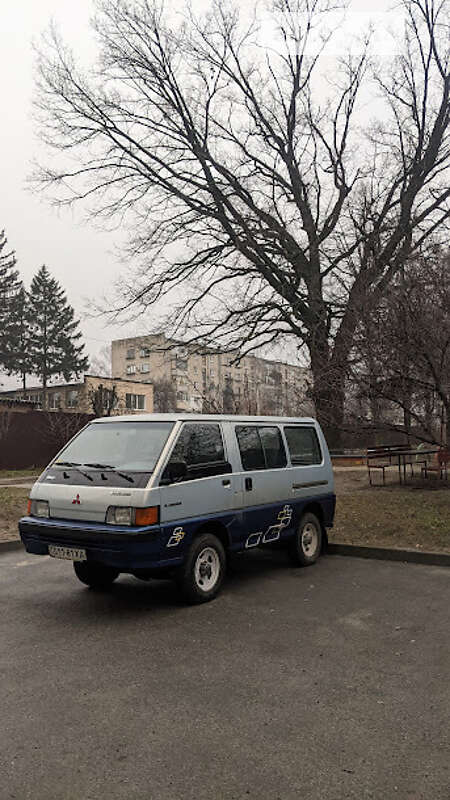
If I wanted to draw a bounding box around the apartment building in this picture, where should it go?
[111,334,313,416]
[1,375,154,415]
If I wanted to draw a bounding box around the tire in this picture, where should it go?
[288,512,322,566]
[176,533,226,604]
[73,560,120,589]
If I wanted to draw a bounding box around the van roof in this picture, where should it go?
[93,413,317,425]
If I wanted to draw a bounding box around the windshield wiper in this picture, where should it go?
[83,463,135,483]
[54,462,94,482]
[84,462,115,469]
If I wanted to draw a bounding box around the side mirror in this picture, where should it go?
[160,460,188,485]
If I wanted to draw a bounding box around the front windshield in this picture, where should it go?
[55,421,174,472]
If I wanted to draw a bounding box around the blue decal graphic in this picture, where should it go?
[167,527,186,547]
[245,505,293,548]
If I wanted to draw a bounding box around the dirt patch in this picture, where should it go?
[0,488,28,542]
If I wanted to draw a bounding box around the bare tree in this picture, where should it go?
[34,0,450,447]
[89,344,112,377]
[153,377,178,412]
[88,382,119,416]
[350,250,450,445]
[41,411,92,452]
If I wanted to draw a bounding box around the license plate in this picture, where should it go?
[48,545,87,561]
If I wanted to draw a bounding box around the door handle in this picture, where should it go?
[222,478,231,487]
[245,477,253,491]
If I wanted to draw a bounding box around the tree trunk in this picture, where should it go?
[309,335,346,451]
[313,383,346,451]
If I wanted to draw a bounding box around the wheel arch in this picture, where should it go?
[192,519,231,552]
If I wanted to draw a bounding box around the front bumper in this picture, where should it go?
[19,516,182,571]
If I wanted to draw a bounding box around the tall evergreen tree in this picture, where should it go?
[28,265,89,399]
[7,284,32,389]
[0,230,21,373]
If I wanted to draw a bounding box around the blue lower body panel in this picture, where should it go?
[19,493,336,572]
[19,517,179,572]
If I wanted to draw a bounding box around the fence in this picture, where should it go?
[0,411,94,470]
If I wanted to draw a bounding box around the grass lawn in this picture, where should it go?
[331,470,450,553]
[0,468,41,479]
[1,470,449,552]
[0,488,29,542]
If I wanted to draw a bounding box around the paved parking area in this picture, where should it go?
[1,549,449,800]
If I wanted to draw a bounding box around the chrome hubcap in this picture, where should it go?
[301,523,319,556]
[194,547,220,592]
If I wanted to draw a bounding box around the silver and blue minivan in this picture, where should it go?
[19,414,335,603]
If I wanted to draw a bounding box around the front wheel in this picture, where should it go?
[73,561,119,589]
[176,533,226,604]
[288,512,322,566]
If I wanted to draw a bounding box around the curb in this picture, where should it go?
[0,540,23,554]
[327,543,450,567]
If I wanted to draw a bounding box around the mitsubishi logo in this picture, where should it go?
[72,494,81,505]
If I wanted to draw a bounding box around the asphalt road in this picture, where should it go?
[1,548,449,800]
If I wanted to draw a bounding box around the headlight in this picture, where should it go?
[106,506,133,525]
[30,500,50,518]
[105,506,159,526]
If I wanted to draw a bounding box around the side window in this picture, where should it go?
[236,426,286,471]
[259,426,287,468]
[164,423,229,481]
[235,427,265,470]
[284,426,322,465]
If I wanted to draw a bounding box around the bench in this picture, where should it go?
[421,449,449,480]
[366,448,398,486]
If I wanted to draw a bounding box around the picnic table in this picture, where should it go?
[366,445,439,485]
[394,447,439,484]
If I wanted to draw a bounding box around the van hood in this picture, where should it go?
[30,483,154,524]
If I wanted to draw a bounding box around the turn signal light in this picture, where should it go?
[135,506,159,526]
[27,499,32,515]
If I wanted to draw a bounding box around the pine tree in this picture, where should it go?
[0,230,21,372]
[8,284,32,389]
[28,265,89,401]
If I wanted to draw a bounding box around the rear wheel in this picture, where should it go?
[176,533,226,604]
[288,512,322,566]
[73,561,119,589]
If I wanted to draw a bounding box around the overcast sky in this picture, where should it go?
[1,0,397,388]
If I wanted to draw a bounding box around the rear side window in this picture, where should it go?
[284,426,322,465]
[236,426,286,471]
[164,423,229,481]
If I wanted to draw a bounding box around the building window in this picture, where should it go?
[176,358,188,371]
[126,393,145,410]
[126,348,135,360]
[126,365,136,375]
[67,390,79,408]
[140,363,150,373]
[49,393,61,410]
[140,347,151,358]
